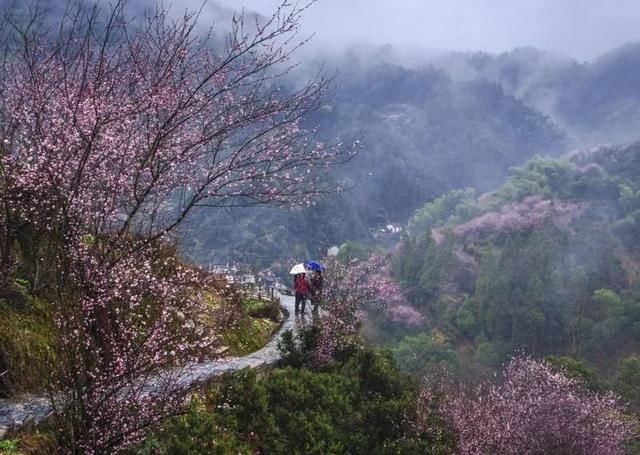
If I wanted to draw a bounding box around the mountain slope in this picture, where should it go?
[394,143,640,371]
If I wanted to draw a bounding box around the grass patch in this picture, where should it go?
[2,431,59,455]
[0,439,20,455]
[223,318,279,356]
[0,287,55,396]
[222,298,282,356]
[246,299,281,321]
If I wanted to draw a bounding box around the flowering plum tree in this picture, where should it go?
[314,254,408,363]
[432,195,587,244]
[50,239,230,451]
[0,0,350,452]
[425,357,633,455]
[1,0,346,246]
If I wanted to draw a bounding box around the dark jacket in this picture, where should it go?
[309,272,323,297]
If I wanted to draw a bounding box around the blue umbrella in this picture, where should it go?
[304,260,325,272]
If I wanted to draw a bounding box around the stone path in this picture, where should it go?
[0,294,304,436]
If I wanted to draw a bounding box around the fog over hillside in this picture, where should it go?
[184,36,640,269]
[215,0,640,61]
[119,0,640,60]
[110,0,640,269]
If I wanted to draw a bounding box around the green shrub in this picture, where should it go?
[138,346,455,454]
[392,334,460,377]
[0,439,20,455]
[474,341,509,368]
[544,355,606,392]
[247,299,281,321]
[616,355,640,411]
[134,393,255,454]
[277,327,321,368]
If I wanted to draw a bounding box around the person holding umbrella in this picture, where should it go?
[290,263,310,315]
[304,260,325,315]
[294,273,310,315]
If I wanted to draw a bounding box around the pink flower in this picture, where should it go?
[427,357,634,455]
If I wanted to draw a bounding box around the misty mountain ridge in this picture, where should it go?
[311,39,640,201]
[185,0,640,148]
[185,39,640,270]
[414,42,640,146]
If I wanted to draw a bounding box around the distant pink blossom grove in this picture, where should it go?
[426,357,634,455]
[433,196,587,244]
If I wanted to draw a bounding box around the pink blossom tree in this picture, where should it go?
[421,357,634,455]
[0,0,350,452]
[1,0,347,250]
[313,254,409,363]
[49,239,233,451]
[432,196,587,244]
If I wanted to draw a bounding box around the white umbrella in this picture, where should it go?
[289,263,307,274]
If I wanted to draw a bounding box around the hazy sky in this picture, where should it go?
[213,0,640,61]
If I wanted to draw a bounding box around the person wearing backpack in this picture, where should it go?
[294,273,310,315]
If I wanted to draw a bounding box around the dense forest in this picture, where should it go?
[390,145,640,384]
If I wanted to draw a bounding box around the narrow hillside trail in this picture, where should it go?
[0,295,300,436]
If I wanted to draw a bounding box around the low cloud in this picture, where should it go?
[213,0,640,61]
